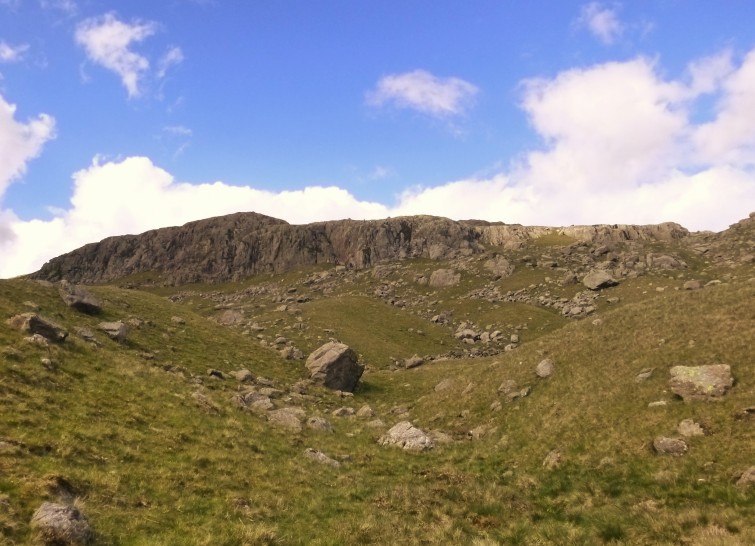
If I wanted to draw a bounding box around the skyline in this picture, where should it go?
[1,1,755,277]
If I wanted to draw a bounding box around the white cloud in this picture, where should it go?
[3,51,755,278]
[74,13,157,97]
[162,125,192,137]
[366,69,479,117]
[0,157,391,277]
[0,92,56,198]
[0,41,29,62]
[39,0,77,15]
[157,45,183,78]
[576,2,624,45]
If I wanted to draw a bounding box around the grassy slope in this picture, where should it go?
[1,264,754,544]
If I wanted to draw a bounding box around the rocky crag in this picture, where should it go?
[31,212,689,285]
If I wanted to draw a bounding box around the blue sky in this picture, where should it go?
[1,1,755,276]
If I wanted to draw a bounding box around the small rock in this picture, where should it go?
[217,310,243,326]
[25,334,49,347]
[303,448,340,468]
[97,321,128,342]
[7,313,67,343]
[653,436,688,456]
[669,365,734,401]
[404,355,424,369]
[267,407,305,432]
[171,316,186,325]
[635,368,655,382]
[683,280,702,290]
[428,268,461,288]
[735,467,755,487]
[434,378,454,392]
[356,405,375,419]
[306,417,333,432]
[582,270,619,290]
[331,406,355,417]
[542,450,563,470]
[31,502,93,545]
[648,400,668,408]
[535,358,555,378]
[207,369,224,380]
[677,419,705,437]
[229,369,254,382]
[59,281,101,315]
[379,421,434,452]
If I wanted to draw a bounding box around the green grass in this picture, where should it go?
[2,242,754,545]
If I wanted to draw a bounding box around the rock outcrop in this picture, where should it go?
[30,212,689,285]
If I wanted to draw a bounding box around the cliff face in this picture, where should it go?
[31,211,689,285]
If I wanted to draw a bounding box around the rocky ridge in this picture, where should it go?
[31,212,689,285]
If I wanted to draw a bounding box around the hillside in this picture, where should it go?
[2,212,753,545]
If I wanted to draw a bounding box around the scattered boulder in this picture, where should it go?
[25,334,49,347]
[7,313,67,343]
[653,436,688,456]
[306,417,333,432]
[542,450,563,470]
[332,406,355,417]
[735,466,755,487]
[379,421,434,452]
[669,365,733,401]
[191,391,220,414]
[677,419,705,437]
[74,327,97,343]
[217,309,243,326]
[305,342,364,392]
[303,448,341,468]
[484,256,514,277]
[280,346,304,360]
[30,502,92,545]
[229,369,254,382]
[356,405,375,419]
[97,321,128,342]
[683,280,702,290]
[434,378,454,392]
[535,358,555,378]
[404,355,424,369]
[582,270,618,290]
[635,368,655,382]
[267,407,305,432]
[171,316,186,325]
[429,268,461,288]
[59,281,101,315]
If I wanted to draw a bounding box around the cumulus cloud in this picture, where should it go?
[39,0,77,15]
[0,40,29,62]
[0,93,56,198]
[75,13,157,97]
[366,69,479,117]
[576,2,623,45]
[2,50,755,278]
[0,156,391,277]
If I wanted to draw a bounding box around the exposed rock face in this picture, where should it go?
[379,421,434,451]
[30,212,689,285]
[30,502,92,545]
[669,365,734,401]
[305,342,364,392]
[7,313,68,342]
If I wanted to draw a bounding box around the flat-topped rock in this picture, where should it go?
[669,365,733,401]
[379,421,434,452]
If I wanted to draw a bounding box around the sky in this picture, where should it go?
[1,1,755,277]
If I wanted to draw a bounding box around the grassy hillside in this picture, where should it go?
[2,223,754,544]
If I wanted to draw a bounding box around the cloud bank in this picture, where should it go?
[2,50,755,277]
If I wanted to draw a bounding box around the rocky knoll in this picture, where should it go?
[32,211,689,285]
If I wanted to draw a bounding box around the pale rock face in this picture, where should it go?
[379,421,434,452]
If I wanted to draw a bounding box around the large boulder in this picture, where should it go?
[483,256,514,277]
[379,421,434,452]
[59,281,101,315]
[653,436,687,456]
[428,268,461,288]
[535,358,555,378]
[669,365,733,401]
[305,342,364,392]
[582,269,618,290]
[30,502,92,545]
[7,313,67,343]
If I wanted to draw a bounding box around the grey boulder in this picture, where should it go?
[305,342,364,392]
